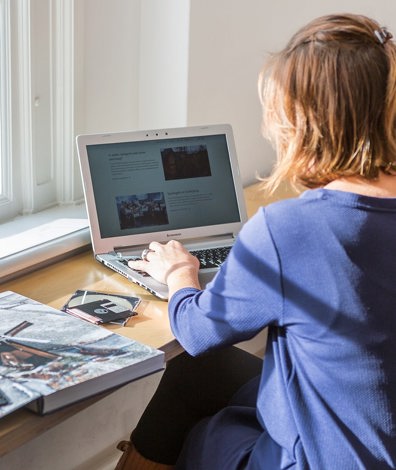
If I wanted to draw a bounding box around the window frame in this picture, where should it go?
[0,0,79,224]
[0,0,13,215]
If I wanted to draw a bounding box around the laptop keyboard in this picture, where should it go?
[190,246,231,268]
[118,257,150,276]
[118,246,231,271]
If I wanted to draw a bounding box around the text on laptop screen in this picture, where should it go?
[86,133,241,239]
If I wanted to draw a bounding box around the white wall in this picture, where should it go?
[76,0,396,186]
[76,0,140,135]
[187,0,396,185]
[76,0,190,135]
[138,0,190,129]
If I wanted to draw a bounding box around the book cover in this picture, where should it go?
[0,291,164,418]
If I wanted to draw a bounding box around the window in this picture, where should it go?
[0,0,82,224]
[0,0,89,281]
[0,0,191,280]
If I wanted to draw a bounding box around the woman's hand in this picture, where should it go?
[128,240,201,296]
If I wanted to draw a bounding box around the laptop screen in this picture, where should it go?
[86,133,241,239]
[77,124,247,254]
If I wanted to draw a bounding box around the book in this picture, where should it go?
[61,290,141,325]
[0,291,164,417]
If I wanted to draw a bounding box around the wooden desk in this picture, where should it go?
[0,182,296,458]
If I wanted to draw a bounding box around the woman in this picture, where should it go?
[117,13,396,469]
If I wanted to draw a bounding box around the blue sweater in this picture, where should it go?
[169,189,396,469]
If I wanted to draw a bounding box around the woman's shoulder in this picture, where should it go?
[259,187,387,220]
[246,189,348,246]
[257,188,326,222]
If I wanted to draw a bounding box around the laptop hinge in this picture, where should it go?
[178,234,235,248]
[113,234,235,256]
[111,244,149,257]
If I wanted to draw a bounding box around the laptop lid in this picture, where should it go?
[76,124,247,257]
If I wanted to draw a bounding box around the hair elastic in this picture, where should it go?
[380,161,396,173]
[374,27,393,45]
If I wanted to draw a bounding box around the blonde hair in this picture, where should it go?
[259,13,396,193]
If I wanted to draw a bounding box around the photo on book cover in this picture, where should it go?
[0,291,164,418]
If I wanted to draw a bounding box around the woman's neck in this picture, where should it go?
[324,173,396,198]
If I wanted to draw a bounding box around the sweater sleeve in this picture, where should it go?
[168,208,284,356]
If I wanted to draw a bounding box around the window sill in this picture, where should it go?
[0,204,91,283]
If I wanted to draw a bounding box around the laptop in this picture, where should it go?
[76,124,247,300]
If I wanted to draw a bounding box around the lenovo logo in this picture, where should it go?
[167,233,182,238]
